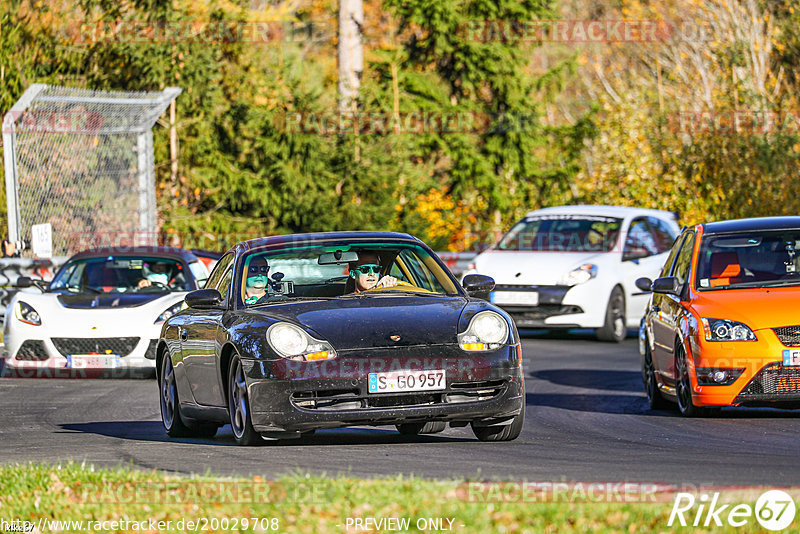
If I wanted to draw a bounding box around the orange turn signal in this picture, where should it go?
[461,343,486,351]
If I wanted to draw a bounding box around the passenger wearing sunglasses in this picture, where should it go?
[244,256,271,304]
[350,253,397,293]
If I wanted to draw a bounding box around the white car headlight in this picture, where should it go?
[266,322,337,361]
[15,301,41,326]
[559,264,598,286]
[701,318,757,341]
[458,310,509,351]
[155,302,184,324]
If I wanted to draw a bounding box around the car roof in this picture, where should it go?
[68,246,199,263]
[702,216,800,235]
[235,231,422,253]
[524,205,678,220]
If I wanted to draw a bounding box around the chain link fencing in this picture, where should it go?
[2,84,181,257]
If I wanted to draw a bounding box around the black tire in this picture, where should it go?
[642,343,669,410]
[159,356,218,438]
[396,421,447,435]
[471,380,525,442]
[228,356,263,446]
[675,344,718,417]
[471,409,525,442]
[596,286,627,342]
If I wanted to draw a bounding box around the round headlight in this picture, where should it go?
[470,311,508,345]
[267,323,309,357]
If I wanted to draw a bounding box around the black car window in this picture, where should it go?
[624,218,659,258]
[659,232,687,278]
[206,253,233,290]
[216,266,234,302]
[648,217,678,253]
[672,232,696,287]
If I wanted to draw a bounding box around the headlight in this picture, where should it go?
[15,301,41,326]
[266,322,337,361]
[155,302,184,324]
[458,311,509,351]
[701,318,757,341]
[559,264,598,286]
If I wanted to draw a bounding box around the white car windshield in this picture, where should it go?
[50,256,193,294]
[497,215,622,252]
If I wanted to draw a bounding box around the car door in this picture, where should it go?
[183,253,233,406]
[652,231,695,385]
[620,217,667,322]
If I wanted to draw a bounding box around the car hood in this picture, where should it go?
[475,250,609,285]
[250,295,469,350]
[56,292,168,309]
[690,288,800,331]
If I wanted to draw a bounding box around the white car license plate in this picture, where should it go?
[368,370,446,394]
[783,350,800,366]
[66,354,121,369]
[491,291,539,306]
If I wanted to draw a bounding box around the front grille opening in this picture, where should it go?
[735,362,800,403]
[144,339,158,360]
[16,340,48,361]
[367,393,441,408]
[291,389,362,410]
[51,337,140,357]
[446,379,506,403]
[773,326,800,347]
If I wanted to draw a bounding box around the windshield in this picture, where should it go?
[497,215,622,252]
[238,242,460,306]
[697,230,800,290]
[50,256,193,294]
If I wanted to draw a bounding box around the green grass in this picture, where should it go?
[0,463,786,533]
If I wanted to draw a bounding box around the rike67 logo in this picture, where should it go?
[669,490,796,530]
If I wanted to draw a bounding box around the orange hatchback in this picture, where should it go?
[638,217,800,416]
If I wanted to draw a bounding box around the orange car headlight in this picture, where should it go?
[701,318,757,342]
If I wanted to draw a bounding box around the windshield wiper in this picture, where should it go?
[342,290,444,298]
[707,279,800,290]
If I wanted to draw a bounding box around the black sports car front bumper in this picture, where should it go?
[241,344,524,434]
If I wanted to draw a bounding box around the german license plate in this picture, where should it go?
[491,291,539,306]
[368,370,446,394]
[783,349,800,366]
[66,354,121,369]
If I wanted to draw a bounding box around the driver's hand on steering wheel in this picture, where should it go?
[375,275,398,288]
[137,278,152,289]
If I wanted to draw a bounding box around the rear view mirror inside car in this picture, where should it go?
[318,250,359,265]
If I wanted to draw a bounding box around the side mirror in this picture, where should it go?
[462,274,495,297]
[635,277,652,292]
[185,288,223,309]
[16,276,32,288]
[651,276,680,296]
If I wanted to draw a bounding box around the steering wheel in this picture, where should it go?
[364,280,434,293]
[137,281,170,292]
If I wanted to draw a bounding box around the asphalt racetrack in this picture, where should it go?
[2,331,799,486]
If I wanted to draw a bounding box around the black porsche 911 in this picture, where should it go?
[156,232,525,445]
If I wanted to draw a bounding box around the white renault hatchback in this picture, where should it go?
[467,206,680,342]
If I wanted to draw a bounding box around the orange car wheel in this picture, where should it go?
[675,343,721,418]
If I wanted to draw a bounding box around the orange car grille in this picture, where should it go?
[773,326,800,347]
[735,362,800,403]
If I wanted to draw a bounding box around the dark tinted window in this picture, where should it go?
[660,232,686,277]
[497,215,622,252]
[673,232,696,287]
[205,253,233,290]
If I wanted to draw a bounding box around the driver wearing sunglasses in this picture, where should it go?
[244,256,270,304]
[350,253,398,293]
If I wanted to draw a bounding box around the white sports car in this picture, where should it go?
[2,247,208,376]
[465,205,680,342]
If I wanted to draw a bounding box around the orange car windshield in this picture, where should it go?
[696,231,800,290]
